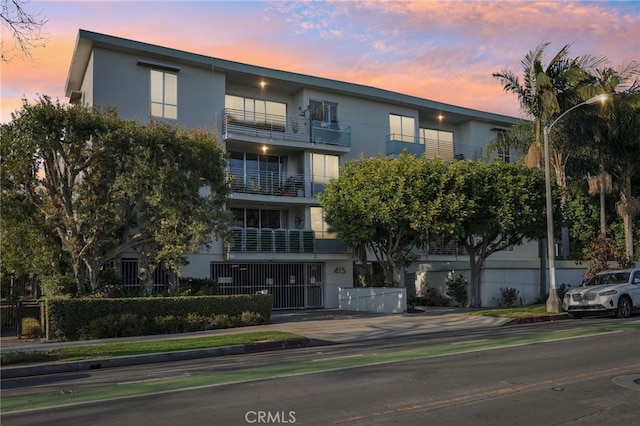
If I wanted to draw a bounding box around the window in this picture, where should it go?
[231,207,283,229]
[225,95,286,126]
[389,114,415,143]
[497,149,511,163]
[420,128,454,160]
[309,100,338,123]
[150,69,177,119]
[311,153,339,195]
[311,207,336,239]
[228,152,285,193]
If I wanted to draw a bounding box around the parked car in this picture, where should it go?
[563,268,640,318]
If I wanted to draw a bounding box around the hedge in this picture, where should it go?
[45,294,272,341]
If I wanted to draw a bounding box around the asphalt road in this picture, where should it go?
[2,318,639,425]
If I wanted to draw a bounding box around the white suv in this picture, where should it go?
[564,268,640,318]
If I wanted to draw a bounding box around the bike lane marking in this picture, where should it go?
[2,323,638,414]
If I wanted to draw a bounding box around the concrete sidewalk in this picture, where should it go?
[0,308,538,379]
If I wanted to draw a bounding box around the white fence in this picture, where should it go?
[338,287,407,313]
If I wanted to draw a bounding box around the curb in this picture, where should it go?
[1,338,312,379]
[508,313,571,325]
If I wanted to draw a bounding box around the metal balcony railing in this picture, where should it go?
[227,167,331,198]
[385,134,482,160]
[228,227,316,253]
[222,108,351,148]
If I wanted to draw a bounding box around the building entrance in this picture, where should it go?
[211,263,323,309]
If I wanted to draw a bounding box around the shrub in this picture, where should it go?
[81,313,147,339]
[358,274,395,287]
[240,311,266,326]
[212,314,238,329]
[583,232,635,278]
[183,313,208,332]
[178,277,217,295]
[414,287,450,307]
[46,294,273,340]
[556,283,572,301]
[21,317,43,338]
[40,274,76,297]
[498,287,520,307]
[445,272,468,307]
[152,315,183,334]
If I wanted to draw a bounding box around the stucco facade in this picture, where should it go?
[65,29,579,309]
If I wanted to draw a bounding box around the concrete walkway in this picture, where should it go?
[0,308,537,379]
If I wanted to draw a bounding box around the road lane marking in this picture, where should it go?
[312,354,365,362]
[2,323,639,414]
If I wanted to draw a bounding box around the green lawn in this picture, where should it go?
[1,331,303,366]
[469,305,555,318]
[2,307,563,367]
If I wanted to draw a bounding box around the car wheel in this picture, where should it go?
[615,296,632,318]
[568,313,583,319]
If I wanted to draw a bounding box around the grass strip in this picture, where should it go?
[468,305,552,318]
[4,323,639,413]
[1,331,303,365]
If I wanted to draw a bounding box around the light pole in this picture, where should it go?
[544,93,609,313]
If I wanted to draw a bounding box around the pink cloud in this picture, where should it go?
[1,1,637,124]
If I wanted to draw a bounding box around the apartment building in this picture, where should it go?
[65,29,556,309]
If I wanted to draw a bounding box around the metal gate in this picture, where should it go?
[211,263,323,309]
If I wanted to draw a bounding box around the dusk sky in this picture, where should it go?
[1,0,639,123]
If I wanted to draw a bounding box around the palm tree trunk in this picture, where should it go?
[599,158,607,235]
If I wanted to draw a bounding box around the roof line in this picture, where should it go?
[66,29,517,123]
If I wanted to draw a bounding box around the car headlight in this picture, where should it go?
[598,290,617,296]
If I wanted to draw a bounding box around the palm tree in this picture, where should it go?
[493,42,605,298]
[566,63,640,261]
[609,89,640,262]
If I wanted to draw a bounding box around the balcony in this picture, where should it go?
[222,109,351,151]
[385,134,426,156]
[228,227,316,253]
[386,134,483,160]
[228,168,325,198]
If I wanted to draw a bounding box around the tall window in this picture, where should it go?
[310,207,336,239]
[228,152,285,193]
[389,114,415,143]
[420,128,453,160]
[309,100,338,123]
[311,153,339,195]
[150,69,177,119]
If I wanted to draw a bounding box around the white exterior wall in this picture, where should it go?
[323,260,353,309]
[416,260,587,307]
[68,30,556,310]
[339,287,407,313]
[80,52,94,106]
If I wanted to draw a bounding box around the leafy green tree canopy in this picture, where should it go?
[1,96,230,294]
[319,153,450,286]
[442,160,548,306]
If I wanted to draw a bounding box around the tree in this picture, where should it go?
[319,153,451,287]
[0,96,231,294]
[0,187,66,279]
[442,160,547,307]
[0,0,47,62]
[485,119,535,161]
[493,42,605,297]
[608,90,640,261]
[563,63,640,263]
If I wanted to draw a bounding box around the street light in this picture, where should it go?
[544,93,609,313]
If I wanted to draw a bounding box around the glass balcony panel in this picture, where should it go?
[222,109,350,148]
